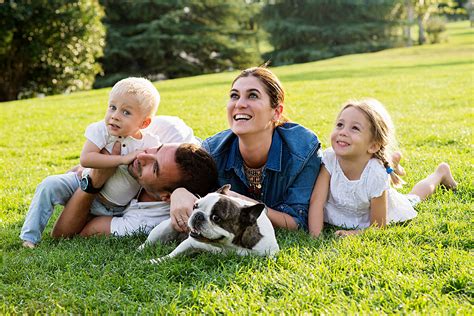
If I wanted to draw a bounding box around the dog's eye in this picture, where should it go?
[211,214,220,223]
[193,204,198,210]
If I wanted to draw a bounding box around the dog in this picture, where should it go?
[138,185,279,263]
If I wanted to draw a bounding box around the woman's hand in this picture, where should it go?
[170,187,197,232]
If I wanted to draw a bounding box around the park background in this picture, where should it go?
[1,1,473,314]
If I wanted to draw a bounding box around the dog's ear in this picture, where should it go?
[216,184,231,195]
[240,203,265,225]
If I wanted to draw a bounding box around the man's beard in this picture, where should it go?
[128,159,140,179]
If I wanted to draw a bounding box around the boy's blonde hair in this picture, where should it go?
[339,98,404,187]
[110,77,160,118]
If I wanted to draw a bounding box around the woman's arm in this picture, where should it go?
[266,207,298,230]
[308,166,330,237]
[271,147,322,231]
[80,140,141,168]
[217,189,299,230]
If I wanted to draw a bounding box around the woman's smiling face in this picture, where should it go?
[227,76,281,137]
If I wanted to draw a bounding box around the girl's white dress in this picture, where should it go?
[323,149,418,229]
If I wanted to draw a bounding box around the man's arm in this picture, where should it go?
[51,188,97,238]
[51,143,120,238]
[79,216,112,237]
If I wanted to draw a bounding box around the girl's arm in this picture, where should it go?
[308,165,330,237]
[369,190,388,227]
[80,140,140,168]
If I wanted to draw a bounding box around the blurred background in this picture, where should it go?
[0,0,471,102]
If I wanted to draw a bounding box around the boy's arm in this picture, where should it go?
[80,139,140,168]
[308,165,330,237]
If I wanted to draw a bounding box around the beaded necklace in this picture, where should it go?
[243,163,264,199]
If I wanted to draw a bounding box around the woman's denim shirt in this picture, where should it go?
[202,123,322,230]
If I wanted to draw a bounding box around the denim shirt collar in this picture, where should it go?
[224,130,283,173]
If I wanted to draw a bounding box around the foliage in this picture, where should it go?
[403,0,466,45]
[261,0,403,65]
[0,21,472,314]
[0,0,105,101]
[94,0,261,88]
[426,16,448,42]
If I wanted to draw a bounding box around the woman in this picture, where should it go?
[171,66,322,231]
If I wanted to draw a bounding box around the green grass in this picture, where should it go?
[1,21,473,314]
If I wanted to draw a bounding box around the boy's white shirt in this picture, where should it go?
[84,120,161,206]
[83,115,200,206]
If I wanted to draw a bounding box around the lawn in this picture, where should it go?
[0,21,472,314]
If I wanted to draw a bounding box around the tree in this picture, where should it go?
[404,0,465,45]
[0,0,105,101]
[261,0,403,66]
[95,0,261,88]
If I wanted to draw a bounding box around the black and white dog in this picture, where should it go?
[138,185,279,263]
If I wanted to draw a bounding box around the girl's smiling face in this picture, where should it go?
[226,76,282,137]
[331,106,379,160]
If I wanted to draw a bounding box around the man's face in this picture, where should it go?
[128,144,181,199]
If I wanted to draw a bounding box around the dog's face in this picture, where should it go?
[188,190,266,250]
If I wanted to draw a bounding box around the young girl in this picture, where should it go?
[20,77,161,248]
[308,99,457,237]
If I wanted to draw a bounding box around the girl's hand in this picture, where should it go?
[335,229,362,237]
[121,149,144,165]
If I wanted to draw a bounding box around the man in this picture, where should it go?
[51,117,218,239]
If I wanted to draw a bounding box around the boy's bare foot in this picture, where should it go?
[436,163,458,190]
[22,241,36,249]
[391,151,406,176]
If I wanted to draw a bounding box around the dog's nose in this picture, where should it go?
[190,211,205,229]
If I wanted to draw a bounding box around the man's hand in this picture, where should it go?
[170,188,197,233]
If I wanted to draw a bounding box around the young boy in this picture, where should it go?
[20,77,161,248]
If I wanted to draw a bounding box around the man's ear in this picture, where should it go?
[140,117,152,129]
[368,142,381,154]
[159,192,171,203]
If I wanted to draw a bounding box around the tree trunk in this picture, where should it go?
[0,59,25,101]
[404,0,414,46]
[417,15,425,45]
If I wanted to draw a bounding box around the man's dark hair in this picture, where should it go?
[171,143,217,197]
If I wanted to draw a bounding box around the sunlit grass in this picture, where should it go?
[0,21,472,314]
